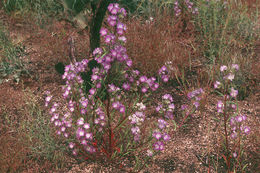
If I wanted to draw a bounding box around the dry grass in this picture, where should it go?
[125,10,197,78]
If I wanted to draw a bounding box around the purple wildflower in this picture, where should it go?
[131,126,140,135]
[89,88,96,95]
[104,35,112,43]
[163,133,171,141]
[214,81,221,89]
[217,100,224,113]
[126,59,132,67]
[158,119,168,129]
[156,104,162,112]
[153,131,162,140]
[162,94,173,102]
[147,149,153,157]
[118,36,126,43]
[162,75,169,82]
[242,115,247,121]
[77,118,84,126]
[100,28,108,36]
[81,139,87,145]
[85,132,93,140]
[230,87,238,98]
[112,101,119,109]
[69,142,75,149]
[153,141,164,151]
[193,102,200,108]
[120,8,127,16]
[230,117,235,126]
[231,132,237,139]
[119,105,125,113]
[243,126,250,135]
[76,128,85,138]
[117,28,124,35]
[83,123,90,129]
[220,65,227,72]
[122,82,130,90]
[231,64,239,71]
[139,76,147,83]
[141,87,148,93]
[93,47,102,56]
[181,104,188,110]
[236,115,243,122]
[226,73,235,81]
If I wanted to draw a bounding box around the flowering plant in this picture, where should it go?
[44,3,209,171]
[214,64,250,172]
[44,3,184,171]
[173,0,198,17]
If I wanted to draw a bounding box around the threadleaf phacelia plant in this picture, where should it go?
[43,3,177,171]
[44,3,203,171]
[214,64,250,172]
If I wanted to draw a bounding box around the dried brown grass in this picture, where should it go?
[125,10,197,77]
[0,131,28,172]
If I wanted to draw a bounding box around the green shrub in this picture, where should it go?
[2,0,64,27]
[0,23,29,83]
[193,0,259,65]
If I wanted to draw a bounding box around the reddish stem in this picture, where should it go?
[177,112,191,130]
[106,93,112,159]
[223,88,230,172]
[236,130,241,172]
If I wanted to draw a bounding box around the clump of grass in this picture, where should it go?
[0,23,30,83]
[19,89,72,171]
[0,89,73,172]
[192,0,259,99]
[0,105,29,173]
[2,0,64,27]
[0,130,29,172]
[193,0,259,64]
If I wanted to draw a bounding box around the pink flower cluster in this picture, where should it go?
[156,94,175,120]
[74,118,96,153]
[174,1,181,17]
[95,4,130,73]
[151,117,171,152]
[185,0,198,14]
[129,111,145,141]
[174,0,198,17]
[128,102,146,141]
[219,64,239,82]
[50,107,72,139]
[147,94,174,154]
[216,95,236,113]
[187,88,204,109]
[108,3,126,16]
[122,69,160,93]
[45,91,52,107]
[158,65,170,83]
[230,114,250,139]
[62,59,89,99]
